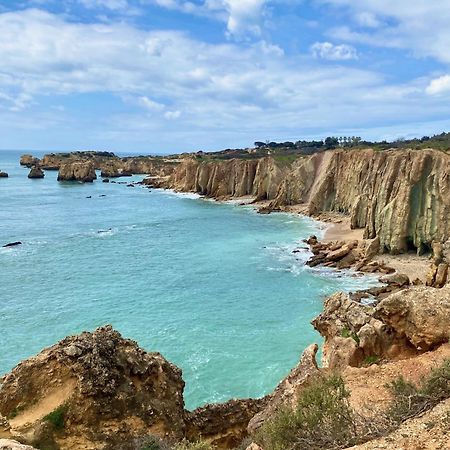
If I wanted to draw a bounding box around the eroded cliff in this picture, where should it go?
[160,148,450,255]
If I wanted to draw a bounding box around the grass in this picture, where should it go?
[139,437,213,450]
[43,405,68,430]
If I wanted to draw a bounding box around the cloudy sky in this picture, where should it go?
[1,0,450,153]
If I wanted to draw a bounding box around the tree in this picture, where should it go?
[254,141,265,148]
[325,137,339,149]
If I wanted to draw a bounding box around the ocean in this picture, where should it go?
[0,149,378,409]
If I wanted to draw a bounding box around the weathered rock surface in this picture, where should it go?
[0,440,37,450]
[162,157,288,200]
[0,326,263,450]
[187,398,265,449]
[27,167,44,179]
[19,155,39,168]
[312,292,415,369]
[270,148,450,255]
[57,161,96,182]
[0,326,186,449]
[247,344,320,433]
[375,285,450,350]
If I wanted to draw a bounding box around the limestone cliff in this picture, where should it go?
[271,148,450,254]
[57,161,96,182]
[160,148,450,255]
[163,158,288,201]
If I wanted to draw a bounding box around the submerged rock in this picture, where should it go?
[57,161,96,182]
[2,242,22,248]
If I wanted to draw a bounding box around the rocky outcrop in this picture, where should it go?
[312,292,416,370]
[0,326,186,449]
[0,326,263,450]
[0,171,8,178]
[57,161,96,182]
[187,398,265,449]
[27,167,44,179]
[19,155,39,168]
[375,285,450,350]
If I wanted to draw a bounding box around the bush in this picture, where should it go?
[174,441,214,450]
[387,360,450,423]
[43,405,67,430]
[256,375,359,450]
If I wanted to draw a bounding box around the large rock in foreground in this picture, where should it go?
[375,285,450,350]
[0,326,185,449]
[0,440,37,450]
[57,161,96,182]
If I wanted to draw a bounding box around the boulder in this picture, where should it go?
[0,440,37,450]
[375,285,450,350]
[434,263,448,288]
[364,236,380,260]
[0,172,8,178]
[57,161,96,182]
[27,167,44,179]
[379,272,410,287]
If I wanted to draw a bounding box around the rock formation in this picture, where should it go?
[57,161,96,182]
[0,171,8,178]
[27,167,44,179]
[0,326,262,450]
[0,440,37,450]
[19,155,39,168]
[375,285,450,351]
[160,157,288,201]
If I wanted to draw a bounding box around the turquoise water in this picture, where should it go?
[0,150,377,409]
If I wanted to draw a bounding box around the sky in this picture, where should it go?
[1,1,450,153]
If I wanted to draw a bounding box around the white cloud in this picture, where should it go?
[0,7,449,151]
[322,1,450,63]
[311,42,358,61]
[164,110,181,119]
[426,75,450,95]
[138,96,165,110]
[148,0,268,38]
[78,0,129,9]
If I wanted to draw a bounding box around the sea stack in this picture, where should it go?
[57,161,97,182]
[27,166,45,179]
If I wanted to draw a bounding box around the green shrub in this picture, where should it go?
[340,327,360,345]
[363,355,380,366]
[256,375,359,450]
[174,441,214,450]
[43,405,67,430]
[387,360,450,423]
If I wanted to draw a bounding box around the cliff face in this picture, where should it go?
[165,158,288,200]
[164,149,450,255]
[57,161,97,182]
[0,326,262,450]
[272,148,450,254]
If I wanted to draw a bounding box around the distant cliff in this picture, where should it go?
[159,148,450,255]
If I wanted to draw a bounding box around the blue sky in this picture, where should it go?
[1,0,450,153]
